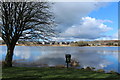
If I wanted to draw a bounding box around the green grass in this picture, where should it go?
[2,67,120,80]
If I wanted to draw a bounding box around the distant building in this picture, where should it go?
[42,42,45,45]
[59,42,62,45]
[113,42,118,46]
[49,42,53,45]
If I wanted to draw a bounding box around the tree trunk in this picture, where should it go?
[4,45,15,67]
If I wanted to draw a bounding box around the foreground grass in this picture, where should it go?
[2,67,120,80]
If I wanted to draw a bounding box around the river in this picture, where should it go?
[0,46,120,73]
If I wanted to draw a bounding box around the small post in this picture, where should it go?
[67,62,69,68]
[65,54,71,68]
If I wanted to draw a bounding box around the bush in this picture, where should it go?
[70,59,79,67]
[96,69,105,73]
[84,67,95,71]
[85,67,92,71]
[108,71,119,75]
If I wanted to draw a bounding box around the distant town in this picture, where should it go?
[0,40,120,46]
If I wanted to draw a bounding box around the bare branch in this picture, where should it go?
[0,2,55,45]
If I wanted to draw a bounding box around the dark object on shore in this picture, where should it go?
[65,54,71,68]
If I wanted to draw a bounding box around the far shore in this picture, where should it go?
[0,44,119,47]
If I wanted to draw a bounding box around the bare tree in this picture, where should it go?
[0,2,55,67]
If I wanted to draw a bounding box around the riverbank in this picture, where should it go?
[2,67,120,80]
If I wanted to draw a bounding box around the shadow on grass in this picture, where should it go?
[2,67,120,80]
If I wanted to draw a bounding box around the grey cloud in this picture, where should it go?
[52,2,107,31]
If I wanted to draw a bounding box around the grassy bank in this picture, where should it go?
[2,67,120,80]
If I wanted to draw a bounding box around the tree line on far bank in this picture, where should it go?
[71,40,120,46]
[1,40,119,46]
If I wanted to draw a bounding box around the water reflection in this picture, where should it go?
[1,46,119,73]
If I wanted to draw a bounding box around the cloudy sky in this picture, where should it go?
[51,2,118,41]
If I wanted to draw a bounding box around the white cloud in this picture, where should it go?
[51,2,115,41]
[57,17,112,41]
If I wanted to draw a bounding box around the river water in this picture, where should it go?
[1,46,120,73]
